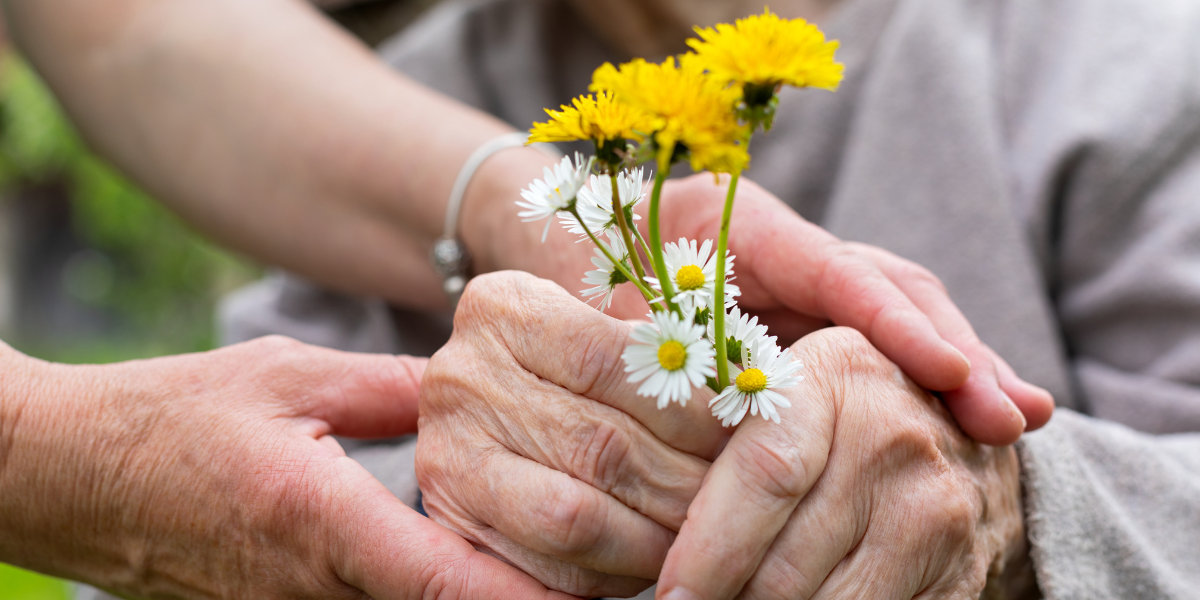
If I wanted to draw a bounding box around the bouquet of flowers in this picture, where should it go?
[517,9,843,427]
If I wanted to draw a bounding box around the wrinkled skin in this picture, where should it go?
[418,272,1031,599]
[0,337,573,600]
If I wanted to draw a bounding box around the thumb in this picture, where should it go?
[328,460,579,599]
[271,337,427,438]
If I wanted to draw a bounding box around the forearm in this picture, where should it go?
[0,0,563,310]
[0,349,116,583]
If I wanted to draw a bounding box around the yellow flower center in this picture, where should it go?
[657,341,687,371]
[675,265,706,291]
[735,368,768,393]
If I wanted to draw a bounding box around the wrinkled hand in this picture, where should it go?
[656,326,1030,600]
[418,272,1031,599]
[655,174,1054,445]
[0,337,572,600]
[418,273,723,598]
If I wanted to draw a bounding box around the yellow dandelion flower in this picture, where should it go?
[687,9,844,93]
[528,90,655,145]
[590,56,749,173]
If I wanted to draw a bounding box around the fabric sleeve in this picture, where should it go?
[1058,140,1200,434]
[1026,0,1200,433]
[1017,409,1200,600]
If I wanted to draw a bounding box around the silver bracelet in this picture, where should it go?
[430,132,530,312]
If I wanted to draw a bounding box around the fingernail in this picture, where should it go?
[1004,391,1027,431]
[662,588,701,600]
[950,345,971,370]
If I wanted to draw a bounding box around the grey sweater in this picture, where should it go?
[206,0,1200,598]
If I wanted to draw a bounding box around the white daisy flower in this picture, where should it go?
[648,238,740,311]
[560,167,648,239]
[623,310,716,409]
[516,152,593,242]
[580,231,631,312]
[709,337,804,427]
[709,306,772,363]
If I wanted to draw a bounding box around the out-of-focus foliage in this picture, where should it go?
[0,563,71,600]
[0,54,260,363]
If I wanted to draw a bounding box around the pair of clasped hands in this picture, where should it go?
[8,176,1050,600]
[414,176,1052,599]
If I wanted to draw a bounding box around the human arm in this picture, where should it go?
[0,337,572,599]
[0,0,551,313]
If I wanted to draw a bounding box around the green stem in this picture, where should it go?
[633,226,654,267]
[712,170,741,390]
[648,158,680,315]
[610,172,651,289]
[570,206,658,304]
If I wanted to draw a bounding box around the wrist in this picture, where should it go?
[0,355,139,586]
[459,145,578,278]
[0,344,39,489]
[0,349,75,571]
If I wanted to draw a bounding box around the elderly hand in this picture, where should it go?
[418,272,1031,599]
[656,326,1029,600]
[417,273,721,598]
[0,337,571,600]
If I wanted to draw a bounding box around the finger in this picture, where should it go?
[458,271,728,458]
[734,437,868,600]
[431,446,672,586]
[657,176,969,393]
[753,223,969,391]
[988,346,1054,431]
[422,341,708,530]
[325,459,577,600]
[656,332,848,600]
[468,529,655,599]
[806,542,927,600]
[848,244,1054,444]
[734,484,859,600]
[733,216,971,392]
[225,335,426,438]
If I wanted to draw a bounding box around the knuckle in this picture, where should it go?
[567,416,634,492]
[871,418,981,542]
[420,553,477,600]
[877,415,945,468]
[750,556,817,600]
[535,480,606,559]
[568,320,628,396]
[420,345,486,413]
[801,326,892,384]
[914,470,981,545]
[899,261,947,293]
[455,271,533,329]
[731,434,813,506]
[247,334,307,362]
[413,428,452,486]
[817,244,873,299]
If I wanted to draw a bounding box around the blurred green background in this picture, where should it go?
[0,54,260,365]
[0,54,259,599]
[0,563,70,600]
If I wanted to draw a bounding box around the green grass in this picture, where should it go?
[0,563,71,600]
